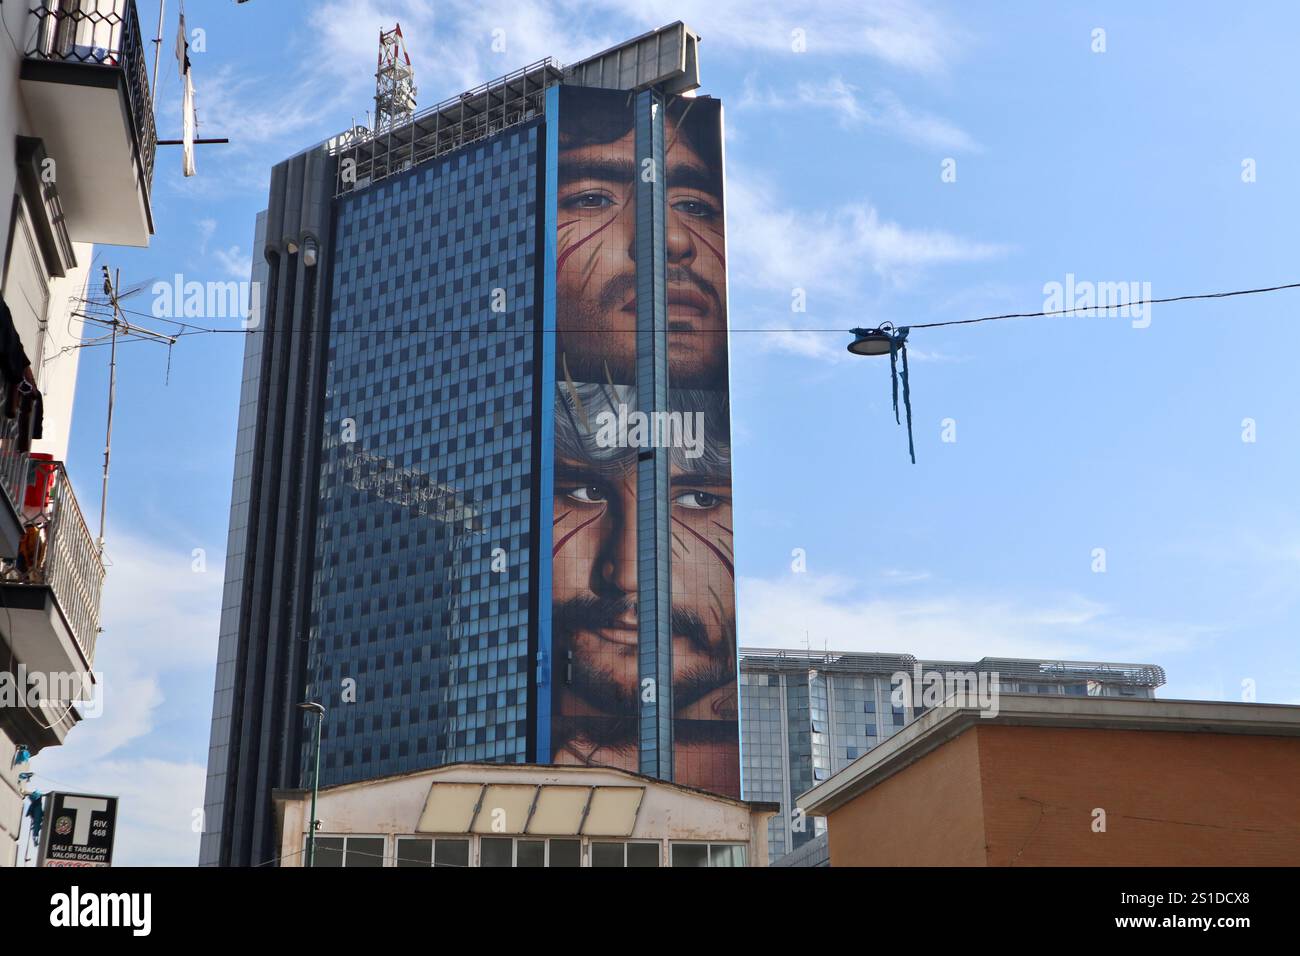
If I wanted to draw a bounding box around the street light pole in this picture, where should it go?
[297,701,326,867]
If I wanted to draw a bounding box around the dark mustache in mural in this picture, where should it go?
[585,267,724,328]
[554,595,716,657]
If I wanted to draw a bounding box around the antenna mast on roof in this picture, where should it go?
[73,266,178,554]
[375,24,417,132]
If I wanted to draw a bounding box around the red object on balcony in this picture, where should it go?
[24,453,56,509]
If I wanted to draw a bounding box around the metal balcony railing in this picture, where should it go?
[24,0,157,190]
[0,443,105,666]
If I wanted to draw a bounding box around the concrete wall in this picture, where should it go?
[1,0,31,870]
[0,0,94,870]
[276,764,771,866]
[825,726,987,867]
[0,0,29,267]
[30,244,89,463]
[0,3,86,464]
[0,723,21,866]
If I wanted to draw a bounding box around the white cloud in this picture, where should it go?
[98,531,225,673]
[197,64,344,150]
[725,169,1003,364]
[595,0,961,74]
[727,170,1007,297]
[213,245,252,280]
[880,568,932,583]
[752,328,847,363]
[197,218,217,254]
[304,0,962,96]
[22,530,223,865]
[741,76,979,152]
[184,1,965,198]
[738,572,1206,665]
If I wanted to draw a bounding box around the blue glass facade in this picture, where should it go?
[305,120,544,785]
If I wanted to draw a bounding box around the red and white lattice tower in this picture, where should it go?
[374,24,417,131]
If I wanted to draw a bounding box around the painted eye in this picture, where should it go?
[673,491,720,510]
[567,485,607,504]
[672,198,716,218]
[570,192,613,210]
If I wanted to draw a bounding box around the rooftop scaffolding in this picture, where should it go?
[330,57,564,197]
[740,648,1167,688]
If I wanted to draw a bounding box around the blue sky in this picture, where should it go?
[24,1,1300,865]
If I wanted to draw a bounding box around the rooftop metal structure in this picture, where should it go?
[374,24,417,132]
[739,648,919,675]
[331,57,562,196]
[926,657,1167,688]
[739,648,1167,689]
[327,21,705,198]
[563,21,701,94]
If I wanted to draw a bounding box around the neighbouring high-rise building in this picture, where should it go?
[202,23,742,866]
[739,648,1167,864]
[0,0,150,864]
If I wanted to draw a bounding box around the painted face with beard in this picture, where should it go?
[555,98,728,390]
[550,383,738,795]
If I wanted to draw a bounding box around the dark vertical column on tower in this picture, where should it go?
[634,88,673,780]
[219,146,336,866]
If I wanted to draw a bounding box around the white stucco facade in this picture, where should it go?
[274,763,776,868]
[0,0,153,867]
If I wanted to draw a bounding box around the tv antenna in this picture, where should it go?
[71,266,178,554]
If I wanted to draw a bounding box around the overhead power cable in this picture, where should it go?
[904,281,1300,330]
[78,279,1300,338]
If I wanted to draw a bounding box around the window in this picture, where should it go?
[314,837,344,867]
[591,841,660,867]
[548,839,581,868]
[671,843,747,867]
[516,840,545,867]
[480,837,513,867]
[671,843,708,868]
[394,837,470,868]
[309,835,385,867]
[626,842,659,867]
[436,839,470,868]
[346,838,383,867]
[709,844,746,868]
[396,838,431,867]
[591,842,625,868]
[477,836,582,867]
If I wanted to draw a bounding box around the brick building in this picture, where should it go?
[799,695,1300,866]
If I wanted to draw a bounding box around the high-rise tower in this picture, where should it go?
[201,22,739,867]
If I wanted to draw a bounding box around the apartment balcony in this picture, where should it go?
[0,439,105,685]
[19,0,156,247]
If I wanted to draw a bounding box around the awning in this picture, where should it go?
[417,782,646,837]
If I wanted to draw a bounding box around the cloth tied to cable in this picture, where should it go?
[888,327,916,464]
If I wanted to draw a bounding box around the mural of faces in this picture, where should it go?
[554,90,729,390]
[551,88,738,797]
